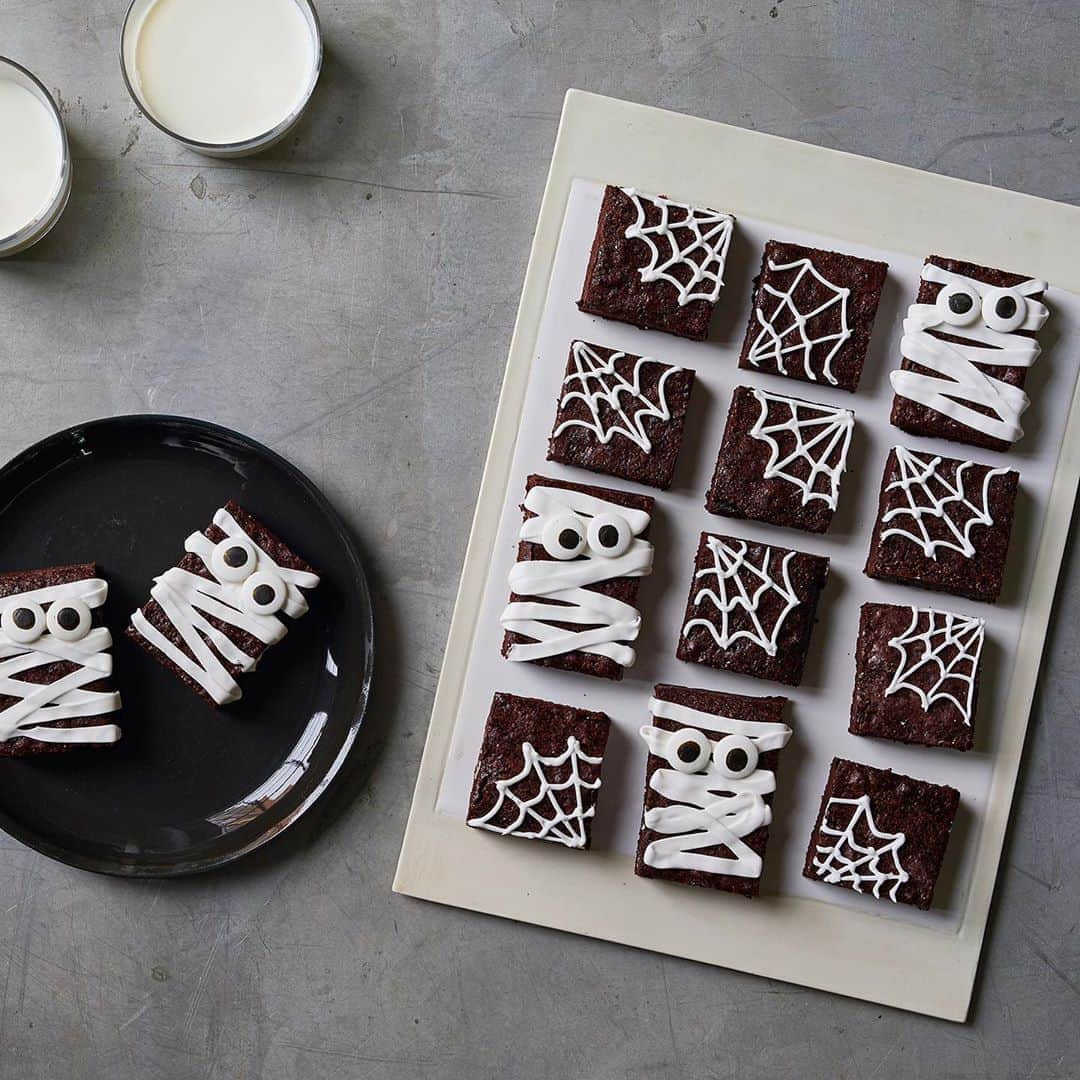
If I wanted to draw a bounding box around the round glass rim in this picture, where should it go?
[118,0,324,155]
[0,55,73,255]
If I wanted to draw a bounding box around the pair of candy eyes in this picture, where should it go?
[541,512,634,561]
[664,730,759,780]
[209,538,288,616]
[1,599,94,645]
[936,282,1028,333]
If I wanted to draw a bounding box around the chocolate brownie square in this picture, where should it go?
[739,240,888,391]
[849,603,983,751]
[890,254,1049,452]
[864,446,1018,603]
[0,563,122,757]
[501,474,654,680]
[578,185,735,340]
[466,692,610,849]
[706,385,854,533]
[635,683,791,897]
[804,757,960,909]
[676,531,829,686]
[547,340,695,490]
[127,501,320,707]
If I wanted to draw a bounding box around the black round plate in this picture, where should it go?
[0,415,373,876]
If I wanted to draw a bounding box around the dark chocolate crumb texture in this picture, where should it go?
[890,254,1049,452]
[635,683,791,898]
[864,446,1018,603]
[676,531,829,686]
[547,339,695,491]
[127,501,320,707]
[466,692,610,849]
[804,757,960,910]
[578,185,735,340]
[706,384,854,534]
[738,240,888,392]
[849,602,984,752]
[0,563,122,757]
[501,474,654,681]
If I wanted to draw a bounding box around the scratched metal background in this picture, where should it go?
[0,2,1078,1077]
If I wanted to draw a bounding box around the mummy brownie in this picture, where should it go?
[500,474,654,680]
[0,564,122,757]
[890,255,1049,452]
[127,501,320,706]
[578,185,735,340]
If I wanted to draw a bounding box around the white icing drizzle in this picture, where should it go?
[621,187,734,306]
[886,606,985,727]
[682,536,798,657]
[639,696,791,879]
[747,256,852,385]
[553,340,679,454]
[0,578,121,745]
[812,794,910,902]
[880,445,1009,561]
[501,484,653,668]
[891,261,1048,443]
[129,507,320,705]
[467,736,603,848]
[747,387,854,510]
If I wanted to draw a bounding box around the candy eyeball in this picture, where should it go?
[712,734,758,780]
[46,598,92,642]
[541,513,588,560]
[2,600,46,644]
[241,571,288,616]
[586,513,632,558]
[664,728,711,773]
[981,287,1027,333]
[935,281,981,326]
[211,536,258,582]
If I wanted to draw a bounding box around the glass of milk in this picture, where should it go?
[0,57,72,258]
[120,0,323,157]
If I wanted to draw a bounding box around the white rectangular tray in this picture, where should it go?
[394,90,1080,1021]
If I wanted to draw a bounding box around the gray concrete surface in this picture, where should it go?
[1,1,1078,1077]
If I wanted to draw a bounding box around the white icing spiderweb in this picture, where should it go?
[467,737,602,849]
[747,257,852,384]
[553,342,675,453]
[886,608,984,726]
[881,446,1008,559]
[683,537,798,657]
[622,188,734,306]
[812,795,910,902]
[748,388,854,510]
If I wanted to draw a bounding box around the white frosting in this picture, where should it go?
[467,736,603,848]
[747,387,854,510]
[129,507,319,705]
[553,341,679,454]
[639,697,791,879]
[501,485,653,668]
[0,578,121,746]
[812,794,910,902]
[880,445,1009,561]
[682,536,798,657]
[746,256,852,385]
[621,188,734,306]
[886,606,985,727]
[891,262,1048,444]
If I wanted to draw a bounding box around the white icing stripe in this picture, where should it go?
[890,262,1048,444]
[128,507,320,705]
[747,256,852,385]
[621,187,734,306]
[553,341,678,454]
[501,484,652,668]
[0,578,122,746]
[640,696,792,879]
[812,794,909,902]
[747,388,854,510]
